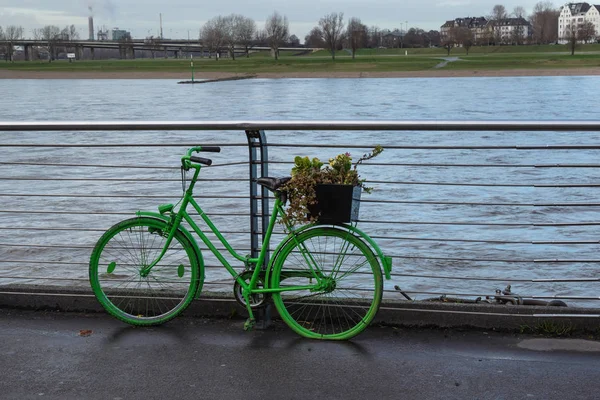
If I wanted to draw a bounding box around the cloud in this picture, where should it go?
[0,8,87,31]
[437,1,474,7]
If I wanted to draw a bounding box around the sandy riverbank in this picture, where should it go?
[1,68,600,79]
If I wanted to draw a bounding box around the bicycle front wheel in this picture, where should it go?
[271,227,383,340]
[89,217,202,326]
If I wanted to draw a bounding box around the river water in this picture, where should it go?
[0,77,599,306]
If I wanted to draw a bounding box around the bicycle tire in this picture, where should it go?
[271,226,383,340]
[89,217,202,326]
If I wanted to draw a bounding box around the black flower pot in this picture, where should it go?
[308,184,361,224]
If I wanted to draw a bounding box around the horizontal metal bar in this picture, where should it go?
[269,160,600,168]
[0,193,248,199]
[3,194,600,208]
[365,199,600,207]
[0,210,250,216]
[2,120,600,131]
[0,178,247,182]
[391,255,529,263]
[359,220,531,226]
[0,161,249,169]
[6,142,597,151]
[378,306,600,317]
[362,199,527,206]
[3,178,598,189]
[0,143,248,148]
[0,243,254,253]
[374,235,527,244]
[360,220,600,227]
[377,236,600,245]
[532,278,600,282]
[391,273,599,283]
[0,260,245,269]
[271,143,600,150]
[534,259,600,263]
[397,290,600,301]
[369,180,600,188]
[531,314,600,318]
[0,227,251,235]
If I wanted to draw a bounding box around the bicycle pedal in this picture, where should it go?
[243,318,256,331]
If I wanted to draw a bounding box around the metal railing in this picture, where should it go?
[1,120,600,315]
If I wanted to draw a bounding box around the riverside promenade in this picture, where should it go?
[1,308,599,400]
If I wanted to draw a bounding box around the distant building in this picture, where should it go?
[558,3,600,42]
[441,16,531,45]
[111,28,131,41]
[490,18,532,44]
[381,29,404,48]
[440,17,488,43]
[97,28,110,41]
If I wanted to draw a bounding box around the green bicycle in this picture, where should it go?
[89,146,392,340]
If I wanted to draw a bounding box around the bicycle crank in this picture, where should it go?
[233,271,270,309]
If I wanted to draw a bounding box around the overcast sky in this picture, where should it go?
[1,0,553,41]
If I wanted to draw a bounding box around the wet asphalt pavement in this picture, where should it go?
[0,308,599,400]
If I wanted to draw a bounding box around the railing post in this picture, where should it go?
[245,130,269,264]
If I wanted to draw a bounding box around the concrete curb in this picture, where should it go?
[1,285,598,332]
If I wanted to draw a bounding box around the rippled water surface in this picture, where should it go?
[1,77,599,306]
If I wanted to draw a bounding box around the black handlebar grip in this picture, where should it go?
[200,146,221,153]
[190,156,212,166]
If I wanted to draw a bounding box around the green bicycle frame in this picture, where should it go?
[138,157,321,298]
[137,149,392,303]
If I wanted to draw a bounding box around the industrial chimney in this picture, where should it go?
[88,6,94,41]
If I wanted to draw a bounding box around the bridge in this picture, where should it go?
[0,39,316,60]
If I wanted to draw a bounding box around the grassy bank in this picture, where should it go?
[1,44,599,75]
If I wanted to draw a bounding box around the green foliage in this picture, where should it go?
[519,321,575,337]
[282,146,383,226]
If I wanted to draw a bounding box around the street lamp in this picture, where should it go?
[400,22,404,48]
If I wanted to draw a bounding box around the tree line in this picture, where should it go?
[440,2,596,56]
[0,24,80,61]
[2,2,598,62]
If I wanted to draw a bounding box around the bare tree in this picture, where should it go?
[442,28,457,55]
[318,12,345,60]
[254,29,268,47]
[201,16,227,60]
[265,11,289,60]
[224,14,242,60]
[346,17,365,59]
[566,25,578,55]
[455,27,474,55]
[578,21,596,44]
[0,26,6,61]
[366,26,381,48]
[492,4,508,20]
[237,16,256,58]
[288,34,300,46]
[529,1,559,44]
[513,6,527,19]
[3,25,24,62]
[145,36,162,58]
[305,27,325,48]
[60,24,80,55]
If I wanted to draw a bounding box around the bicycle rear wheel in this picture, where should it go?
[271,227,383,340]
[89,217,202,326]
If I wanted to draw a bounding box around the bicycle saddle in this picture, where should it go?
[257,177,291,192]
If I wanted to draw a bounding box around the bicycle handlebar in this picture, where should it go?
[183,146,221,168]
[186,146,221,157]
[189,156,212,166]
[200,146,221,153]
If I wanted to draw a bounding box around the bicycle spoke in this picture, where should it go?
[90,217,200,326]
[272,227,382,340]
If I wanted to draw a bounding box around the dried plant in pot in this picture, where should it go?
[282,146,383,226]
